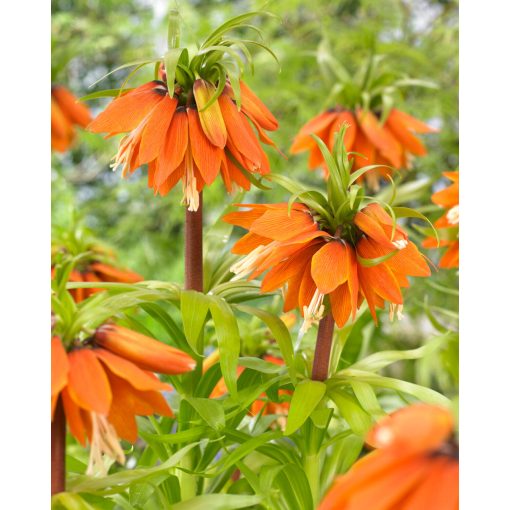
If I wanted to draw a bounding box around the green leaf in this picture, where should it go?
[285,380,326,436]
[328,389,372,435]
[164,48,184,95]
[80,88,133,101]
[393,206,438,244]
[171,494,261,510]
[236,305,296,381]
[349,164,393,186]
[275,464,314,510]
[185,397,225,431]
[208,295,240,396]
[51,493,97,510]
[238,357,283,373]
[180,290,210,354]
[350,381,384,418]
[88,59,160,88]
[167,10,180,49]
[68,442,203,494]
[356,249,397,267]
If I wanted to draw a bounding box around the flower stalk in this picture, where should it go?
[311,313,335,381]
[51,397,66,495]
[185,192,203,292]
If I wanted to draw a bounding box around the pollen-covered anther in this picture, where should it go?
[110,117,149,176]
[299,288,325,336]
[389,303,404,322]
[87,412,125,476]
[230,242,277,281]
[446,205,459,225]
[392,239,408,250]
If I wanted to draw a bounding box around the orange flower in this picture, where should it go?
[318,404,458,510]
[88,79,278,210]
[423,171,459,269]
[290,108,436,189]
[51,85,92,152]
[51,326,195,474]
[51,261,142,303]
[224,202,430,332]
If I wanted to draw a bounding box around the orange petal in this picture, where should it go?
[239,80,278,131]
[193,79,227,147]
[386,114,427,156]
[157,161,185,196]
[94,348,172,392]
[311,241,350,294]
[351,126,375,170]
[298,264,317,311]
[357,109,402,168]
[61,387,87,446]
[290,110,339,153]
[88,81,165,135]
[366,404,453,454]
[231,232,271,254]
[439,241,459,269]
[52,85,92,127]
[400,457,458,510]
[388,109,438,134]
[95,324,196,374]
[328,111,357,152]
[139,95,177,163]
[329,283,353,328]
[187,108,222,185]
[156,108,188,186]
[343,456,431,510]
[51,337,69,403]
[67,349,112,414]
[219,94,265,169]
[386,241,431,277]
[89,262,142,283]
[249,207,316,242]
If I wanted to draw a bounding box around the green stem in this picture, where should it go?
[303,453,320,507]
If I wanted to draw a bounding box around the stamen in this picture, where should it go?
[182,150,199,211]
[389,303,404,322]
[230,243,276,281]
[299,289,325,336]
[446,205,459,225]
[87,412,125,476]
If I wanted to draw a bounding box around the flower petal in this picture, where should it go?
[193,79,227,147]
[311,241,350,294]
[67,349,112,414]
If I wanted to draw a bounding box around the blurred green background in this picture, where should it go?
[52,0,458,391]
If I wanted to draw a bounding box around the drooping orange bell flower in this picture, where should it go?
[290,108,436,189]
[224,202,430,333]
[88,79,278,211]
[51,85,92,152]
[318,404,458,510]
[422,171,459,269]
[51,326,195,474]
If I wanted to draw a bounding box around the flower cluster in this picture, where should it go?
[225,200,430,334]
[51,325,195,474]
[290,107,436,189]
[423,171,459,268]
[319,404,458,510]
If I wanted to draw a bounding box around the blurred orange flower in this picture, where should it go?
[423,171,459,268]
[88,79,277,210]
[224,202,430,332]
[290,108,436,189]
[51,85,92,152]
[51,326,195,474]
[319,404,458,510]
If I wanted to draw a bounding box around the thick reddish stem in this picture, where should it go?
[51,397,66,495]
[185,193,203,292]
[311,313,335,381]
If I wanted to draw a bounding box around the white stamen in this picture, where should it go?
[87,413,125,476]
[230,242,278,281]
[392,239,408,250]
[299,289,325,336]
[110,114,151,176]
[446,205,459,225]
[389,303,404,322]
[182,151,200,211]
